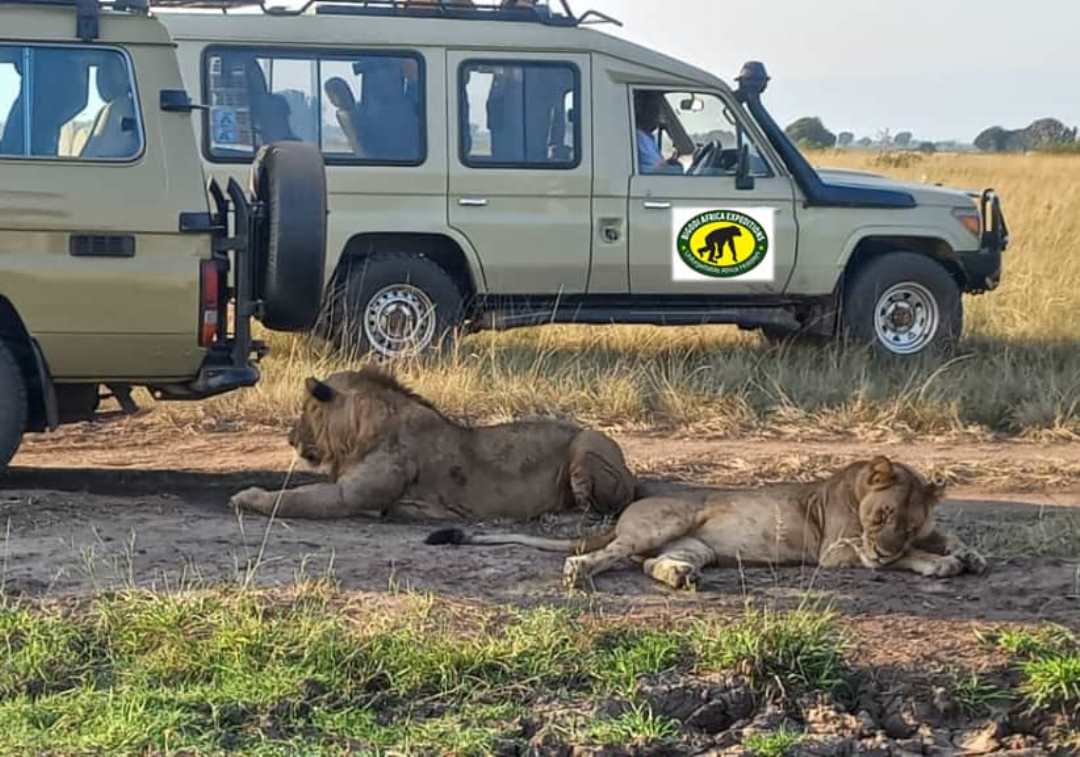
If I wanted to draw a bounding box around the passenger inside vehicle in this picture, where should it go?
[634,90,684,174]
[356,58,421,161]
[80,53,138,158]
[323,76,363,156]
[244,58,299,144]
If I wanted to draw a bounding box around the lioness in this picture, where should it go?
[230,368,635,521]
[426,457,988,589]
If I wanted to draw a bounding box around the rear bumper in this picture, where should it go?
[957,189,1009,294]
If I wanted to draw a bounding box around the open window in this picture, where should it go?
[0,45,143,161]
[632,88,772,179]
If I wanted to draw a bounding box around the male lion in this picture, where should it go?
[426,457,988,589]
[230,368,635,521]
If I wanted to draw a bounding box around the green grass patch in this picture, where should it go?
[951,671,1014,716]
[585,702,681,746]
[980,625,1080,713]
[692,608,848,696]
[744,726,804,757]
[0,590,851,753]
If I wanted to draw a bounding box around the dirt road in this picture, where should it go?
[3,421,1077,626]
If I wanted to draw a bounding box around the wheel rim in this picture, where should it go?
[872,282,940,355]
[362,284,437,358]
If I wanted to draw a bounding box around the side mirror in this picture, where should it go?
[735,143,755,191]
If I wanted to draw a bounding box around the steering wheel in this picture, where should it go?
[688,140,719,176]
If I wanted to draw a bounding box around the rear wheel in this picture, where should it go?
[843,252,962,357]
[330,252,465,359]
[0,340,27,470]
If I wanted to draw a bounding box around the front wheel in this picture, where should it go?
[330,252,465,359]
[0,340,28,471]
[842,252,962,357]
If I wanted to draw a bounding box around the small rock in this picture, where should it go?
[796,735,855,756]
[952,721,1002,754]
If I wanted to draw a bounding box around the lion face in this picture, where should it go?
[287,377,340,470]
[856,457,944,568]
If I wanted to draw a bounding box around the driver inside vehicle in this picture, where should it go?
[634,90,683,174]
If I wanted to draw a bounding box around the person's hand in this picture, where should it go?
[666,150,682,166]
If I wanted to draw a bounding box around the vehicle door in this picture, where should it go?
[447,51,592,294]
[626,88,798,295]
[0,42,206,379]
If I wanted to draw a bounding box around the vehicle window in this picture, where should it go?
[0,45,142,161]
[206,48,424,164]
[632,89,771,178]
[460,61,578,168]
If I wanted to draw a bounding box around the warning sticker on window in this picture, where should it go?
[671,207,775,282]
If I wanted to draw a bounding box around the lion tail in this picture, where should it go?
[424,527,617,555]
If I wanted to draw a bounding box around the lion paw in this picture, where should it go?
[563,556,588,590]
[917,554,965,578]
[645,558,699,590]
[956,548,989,576]
[230,487,272,515]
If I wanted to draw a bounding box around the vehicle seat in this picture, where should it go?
[81,55,139,159]
[244,59,298,144]
[323,76,363,155]
[357,62,420,161]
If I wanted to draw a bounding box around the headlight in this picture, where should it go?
[952,206,982,238]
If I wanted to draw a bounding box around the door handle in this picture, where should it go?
[458,198,489,207]
[643,201,672,210]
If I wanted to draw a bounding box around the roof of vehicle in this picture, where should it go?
[158,5,729,94]
[0,0,175,44]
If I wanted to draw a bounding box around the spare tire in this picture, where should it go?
[251,141,328,332]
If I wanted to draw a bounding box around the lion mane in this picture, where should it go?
[233,367,636,522]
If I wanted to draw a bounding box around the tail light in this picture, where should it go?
[199,259,225,347]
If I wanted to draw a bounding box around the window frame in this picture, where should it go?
[0,43,146,164]
[200,44,428,167]
[457,58,582,171]
[631,86,776,180]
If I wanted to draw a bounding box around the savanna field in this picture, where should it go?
[165,151,1080,442]
[3,152,1079,755]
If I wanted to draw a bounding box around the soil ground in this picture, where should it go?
[4,420,1079,753]
[4,420,1078,627]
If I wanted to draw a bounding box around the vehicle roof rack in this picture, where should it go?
[0,0,150,40]
[150,0,621,27]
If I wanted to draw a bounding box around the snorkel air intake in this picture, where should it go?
[735,61,915,209]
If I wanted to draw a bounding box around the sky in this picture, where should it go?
[578,0,1080,143]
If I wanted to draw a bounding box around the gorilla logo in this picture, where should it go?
[697,226,744,264]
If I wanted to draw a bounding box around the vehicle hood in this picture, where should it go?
[817,168,976,207]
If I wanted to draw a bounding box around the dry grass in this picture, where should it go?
[161,152,1080,441]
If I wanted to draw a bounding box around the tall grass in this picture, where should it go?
[162,153,1080,440]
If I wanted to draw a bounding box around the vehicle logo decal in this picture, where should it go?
[675,209,770,279]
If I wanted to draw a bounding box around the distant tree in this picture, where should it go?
[894,131,913,148]
[785,117,837,149]
[917,141,937,154]
[856,136,873,147]
[1026,118,1076,148]
[837,131,855,148]
[974,126,1009,152]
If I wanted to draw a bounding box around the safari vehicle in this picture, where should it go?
[162,0,1008,360]
[0,0,328,470]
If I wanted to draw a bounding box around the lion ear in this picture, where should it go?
[305,377,335,403]
[926,476,948,503]
[867,456,896,490]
